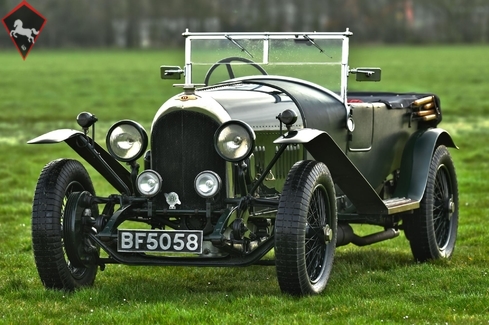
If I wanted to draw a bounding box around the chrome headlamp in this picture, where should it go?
[136,170,162,197]
[106,120,148,162]
[194,171,221,198]
[214,120,255,162]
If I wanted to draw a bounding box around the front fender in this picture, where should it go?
[273,128,324,144]
[28,129,132,194]
[393,128,457,201]
[275,128,388,214]
[27,129,83,144]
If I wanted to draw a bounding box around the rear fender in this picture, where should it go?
[275,128,388,214]
[393,128,457,201]
[28,129,132,194]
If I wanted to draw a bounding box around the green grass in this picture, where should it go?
[0,49,183,126]
[1,46,489,324]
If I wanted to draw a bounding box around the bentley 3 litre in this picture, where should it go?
[29,29,458,295]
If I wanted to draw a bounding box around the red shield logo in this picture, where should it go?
[2,1,47,60]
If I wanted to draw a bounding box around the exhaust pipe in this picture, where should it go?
[337,224,399,247]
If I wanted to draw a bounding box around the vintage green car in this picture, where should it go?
[29,29,458,296]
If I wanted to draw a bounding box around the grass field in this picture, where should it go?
[0,45,489,324]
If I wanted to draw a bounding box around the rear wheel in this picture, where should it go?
[404,145,458,262]
[32,159,99,291]
[275,160,337,296]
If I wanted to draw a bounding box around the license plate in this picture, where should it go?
[117,229,203,254]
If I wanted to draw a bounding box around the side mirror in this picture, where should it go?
[160,66,184,80]
[350,68,381,82]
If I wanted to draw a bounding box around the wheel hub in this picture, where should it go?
[323,225,332,243]
[306,224,332,244]
[64,191,98,268]
[445,196,455,220]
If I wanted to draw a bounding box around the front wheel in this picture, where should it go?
[32,159,99,291]
[404,145,459,262]
[275,160,337,296]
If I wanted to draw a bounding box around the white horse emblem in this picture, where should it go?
[10,19,39,44]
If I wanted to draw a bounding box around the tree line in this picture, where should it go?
[1,0,488,48]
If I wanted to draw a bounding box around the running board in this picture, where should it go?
[383,197,419,214]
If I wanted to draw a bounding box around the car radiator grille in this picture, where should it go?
[151,110,226,210]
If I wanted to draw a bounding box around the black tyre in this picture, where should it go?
[404,145,458,262]
[275,160,337,296]
[32,159,98,291]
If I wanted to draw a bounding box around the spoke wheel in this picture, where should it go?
[275,160,337,296]
[404,145,459,262]
[32,159,99,291]
[203,56,267,85]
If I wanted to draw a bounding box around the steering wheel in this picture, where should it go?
[203,57,267,86]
